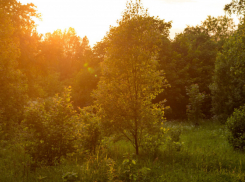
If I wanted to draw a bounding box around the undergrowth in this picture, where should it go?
[0,120,245,181]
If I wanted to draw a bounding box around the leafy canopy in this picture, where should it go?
[210,23,245,122]
[0,0,39,134]
[92,0,171,155]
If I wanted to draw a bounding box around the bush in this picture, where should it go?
[166,126,182,152]
[186,84,205,124]
[75,106,101,155]
[227,104,245,150]
[23,87,79,166]
[141,122,183,156]
[140,126,167,157]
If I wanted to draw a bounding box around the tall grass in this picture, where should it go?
[0,120,245,181]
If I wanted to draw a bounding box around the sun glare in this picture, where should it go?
[20,0,127,46]
[19,0,239,46]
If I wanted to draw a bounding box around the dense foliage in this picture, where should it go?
[186,84,205,124]
[210,23,245,122]
[225,0,245,15]
[157,16,235,119]
[2,0,245,180]
[24,87,78,165]
[92,0,171,155]
[227,104,245,150]
[0,0,38,136]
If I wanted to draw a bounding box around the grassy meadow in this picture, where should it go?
[0,120,245,182]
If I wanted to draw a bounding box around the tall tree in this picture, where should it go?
[32,28,93,99]
[72,37,100,108]
[0,0,38,134]
[39,28,82,81]
[92,0,171,155]
[158,25,216,118]
[202,16,236,45]
[210,23,245,122]
[157,16,235,119]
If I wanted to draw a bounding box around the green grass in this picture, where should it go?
[1,120,245,181]
[151,121,245,182]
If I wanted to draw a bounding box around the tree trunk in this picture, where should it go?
[135,129,139,155]
[134,113,139,155]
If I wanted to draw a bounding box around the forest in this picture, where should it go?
[1,0,245,181]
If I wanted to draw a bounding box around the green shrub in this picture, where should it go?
[186,84,205,124]
[227,104,245,150]
[141,122,183,156]
[140,124,167,157]
[75,106,101,155]
[24,87,79,166]
[166,126,182,152]
[120,153,151,182]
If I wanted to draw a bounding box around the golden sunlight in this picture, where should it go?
[19,0,239,46]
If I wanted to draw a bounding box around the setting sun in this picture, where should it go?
[19,0,239,46]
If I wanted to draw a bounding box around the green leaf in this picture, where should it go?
[132,160,136,165]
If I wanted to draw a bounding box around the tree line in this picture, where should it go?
[1,0,245,159]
